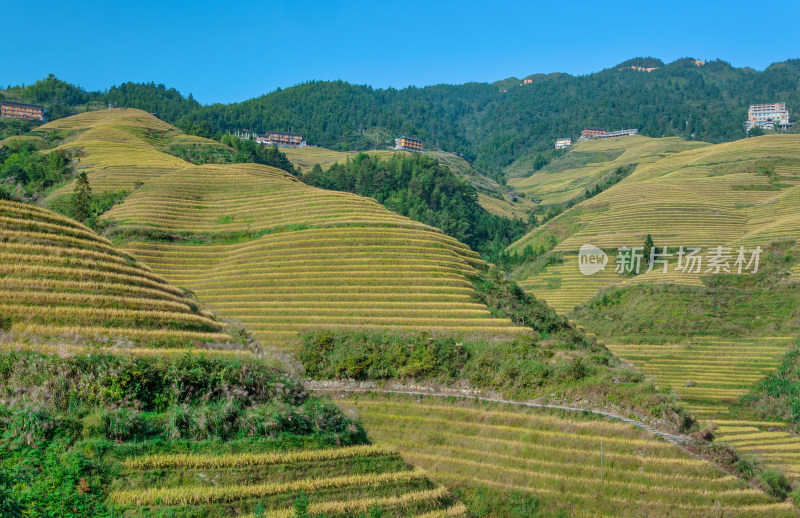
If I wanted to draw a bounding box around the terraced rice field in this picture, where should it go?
[125,226,522,346]
[339,393,794,517]
[0,199,230,346]
[510,135,800,303]
[109,443,462,517]
[476,193,530,222]
[507,136,709,206]
[607,337,795,420]
[34,109,522,347]
[517,254,705,313]
[281,146,401,174]
[102,163,436,234]
[715,424,800,479]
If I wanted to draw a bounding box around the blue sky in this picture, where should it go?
[5,0,799,104]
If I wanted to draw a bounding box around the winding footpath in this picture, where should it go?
[307,380,696,450]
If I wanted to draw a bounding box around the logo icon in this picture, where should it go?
[579,244,608,276]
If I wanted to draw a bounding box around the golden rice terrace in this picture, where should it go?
[40,109,523,348]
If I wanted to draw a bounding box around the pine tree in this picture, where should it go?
[71,172,92,222]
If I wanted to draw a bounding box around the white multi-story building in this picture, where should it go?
[747,103,790,131]
[555,138,573,149]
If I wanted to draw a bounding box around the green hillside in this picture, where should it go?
[5,109,800,516]
[506,133,800,496]
[510,134,800,312]
[6,58,800,173]
[0,199,461,517]
[35,109,524,348]
[282,146,534,222]
[506,135,709,206]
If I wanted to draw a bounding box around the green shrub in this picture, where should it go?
[100,406,141,442]
[163,403,198,440]
[735,457,757,479]
[0,468,23,518]
[759,469,791,499]
[195,399,243,440]
[508,490,540,517]
[5,406,56,446]
[0,351,306,412]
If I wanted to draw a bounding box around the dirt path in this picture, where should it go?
[307,380,699,454]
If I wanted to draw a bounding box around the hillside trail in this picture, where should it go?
[306,380,701,457]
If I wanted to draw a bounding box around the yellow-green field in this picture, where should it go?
[607,337,796,420]
[510,134,800,258]
[515,254,705,314]
[507,136,709,205]
[476,192,531,222]
[340,393,795,517]
[506,134,800,492]
[715,424,800,480]
[0,199,230,346]
[36,109,523,347]
[280,145,401,174]
[109,444,463,517]
[511,134,800,311]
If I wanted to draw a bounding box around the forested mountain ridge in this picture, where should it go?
[4,57,800,173]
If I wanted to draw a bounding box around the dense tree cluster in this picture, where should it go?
[0,145,72,199]
[304,153,526,259]
[5,58,800,173]
[217,133,299,175]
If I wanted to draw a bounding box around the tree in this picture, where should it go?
[643,234,655,265]
[533,154,548,171]
[293,493,310,518]
[748,126,765,137]
[71,172,92,222]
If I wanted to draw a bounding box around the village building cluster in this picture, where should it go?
[233,130,307,147]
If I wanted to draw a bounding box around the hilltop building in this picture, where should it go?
[395,136,423,152]
[255,131,306,147]
[747,103,791,131]
[580,127,606,139]
[0,101,45,121]
[555,138,573,149]
[579,127,638,140]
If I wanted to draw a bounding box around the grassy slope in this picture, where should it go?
[506,135,800,491]
[506,135,709,206]
[338,393,796,518]
[509,134,800,312]
[0,200,461,517]
[35,109,523,349]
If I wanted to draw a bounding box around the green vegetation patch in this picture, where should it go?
[304,153,527,261]
[0,350,367,517]
[302,268,693,432]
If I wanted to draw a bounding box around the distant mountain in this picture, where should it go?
[4,58,800,173]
